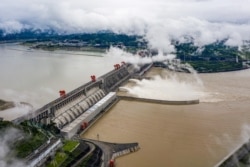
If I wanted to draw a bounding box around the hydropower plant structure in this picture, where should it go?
[12,61,246,167]
[11,62,142,167]
[13,62,134,133]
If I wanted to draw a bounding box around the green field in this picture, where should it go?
[63,140,80,152]
[47,152,68,167]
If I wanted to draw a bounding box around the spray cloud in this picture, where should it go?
[0,128,25,167]
[104,47,175,65]
[122,74,209,101]
[0,0,250,52]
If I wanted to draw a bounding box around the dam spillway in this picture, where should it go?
[8,62,249,167]
[11,62,200,137]
[12,63,133,126]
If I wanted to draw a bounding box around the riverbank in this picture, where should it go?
[25,44,250,73]
[188,61,249,73]
[30,44,107,53]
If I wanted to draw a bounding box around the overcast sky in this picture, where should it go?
[0,0,249,51]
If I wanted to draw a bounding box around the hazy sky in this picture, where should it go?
[0,0,250,51]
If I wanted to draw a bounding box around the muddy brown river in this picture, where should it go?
[82,67,250,167]
[2,44,249,166]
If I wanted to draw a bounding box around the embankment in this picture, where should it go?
[119,96,199,105]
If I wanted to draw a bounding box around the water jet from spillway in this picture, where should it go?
[118,87,131,92]
[128,79,141,84]
[122,71,217,102]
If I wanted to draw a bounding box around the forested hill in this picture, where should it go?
[175,41,250,72]
[0,30,146,48]
[1,30,250,72]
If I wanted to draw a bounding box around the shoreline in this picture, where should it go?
[3,42,250,74]
[0,99,15,111]
[0,99,33,111]
[197,66,250,74]
[29,45,107,53]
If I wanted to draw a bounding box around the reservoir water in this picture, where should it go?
[1,44,250,166]
[0,43,119,120]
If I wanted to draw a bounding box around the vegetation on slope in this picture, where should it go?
[46,140,90,167]
[0,120,48,159]
[175,40,249,72]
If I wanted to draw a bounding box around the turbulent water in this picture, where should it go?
[0,44,117,120]
[1,44,250,166]
[82,68,250,167]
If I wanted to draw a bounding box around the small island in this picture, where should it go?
[0,99,15,111]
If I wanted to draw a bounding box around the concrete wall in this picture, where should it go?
[12,64,131,125]
[215,140,250,167]
[61,92,117,139]
[26,138,62,167]
[119,96,200,105]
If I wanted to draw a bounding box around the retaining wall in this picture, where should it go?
[119,96,200,105]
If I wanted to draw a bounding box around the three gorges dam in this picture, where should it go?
[15,61,250,167]
[13,62,199,138]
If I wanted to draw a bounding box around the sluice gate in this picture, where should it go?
[12,64,132,126]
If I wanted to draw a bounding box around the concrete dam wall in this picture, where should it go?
[12,64,131,125]
[119,95,200,105]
